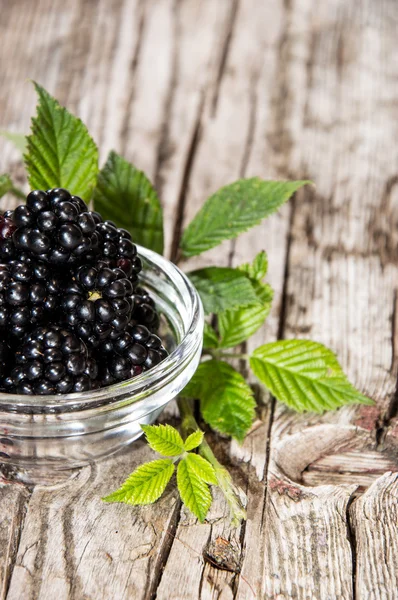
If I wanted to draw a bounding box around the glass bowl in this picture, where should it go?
[0,246,204,485]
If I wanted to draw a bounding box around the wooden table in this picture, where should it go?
[1,1,397,598]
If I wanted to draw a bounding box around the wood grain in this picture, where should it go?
[0,0,397,598]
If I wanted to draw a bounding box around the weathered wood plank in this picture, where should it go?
[351,472,398,600]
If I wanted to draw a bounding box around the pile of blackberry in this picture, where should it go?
[0,188,168,395]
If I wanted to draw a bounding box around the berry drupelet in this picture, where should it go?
[0,261,63,338]
[62,262,134,347]
[97,324,168,386]
[3,326,99,395]
[0,212,18,262]
[11,188,101,265]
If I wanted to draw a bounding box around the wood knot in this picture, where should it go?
[203,536,241,573]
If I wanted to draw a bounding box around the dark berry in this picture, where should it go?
[130,287,160,331]
[95,328,168,385]
[0,262,63,338]
[4,325,99,395]
[86,220,141,283]
[11,189,99,265]
[61,263,134,347]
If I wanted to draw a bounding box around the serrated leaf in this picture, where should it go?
[103,459,174,505]
[182,360,256,442]
[188,267,260,315]
[218,281,273,348]
[0,131,27,153]
[93,151,164,254]
[177,457,212,522]
[203,322,219,348]
[184,430,204,451]
[141,424,184,456]
[185,453,217,485]
[239,250,268,281]
[25,82,99,200]
[250,340,374,413]
[180,178,310,257]
[0,174,12,199]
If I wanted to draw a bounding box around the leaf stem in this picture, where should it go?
[205,350,249,361]
[177,397,247,527]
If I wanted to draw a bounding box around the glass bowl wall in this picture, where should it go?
[0,246,203,484]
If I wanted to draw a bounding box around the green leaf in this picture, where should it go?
[141,424,184,456]
[250,340,374,413]
[180,178,310,257]
[103,459,174,505]
[185,453,217,485]
[0,174,13,199]
[203,322,219,348]
[218,281,273,348]
[239,250,268,281]
[177,457,212,522]
[0,130,27,153]
[184,430,204,451]
[215,252,274,347]
[25,82,98,200]
[182,360,256,442]
[188,267,260,315]
[93,151,164,254]
[218,283,273,348]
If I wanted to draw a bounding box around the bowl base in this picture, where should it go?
[0,461,77,487]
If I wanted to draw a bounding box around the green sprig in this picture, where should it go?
[104,423,218,523]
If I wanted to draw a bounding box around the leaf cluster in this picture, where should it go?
[104,424,216,522]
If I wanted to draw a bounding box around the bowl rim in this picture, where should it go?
[0,245,203,412]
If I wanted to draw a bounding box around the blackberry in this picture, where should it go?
[4,325,99,395]
[62,262,134,347]
[11,188,101,265]
[97,324,168,385]
[0,261,63,338]
[87,218,142,283]
[130,286,160,331]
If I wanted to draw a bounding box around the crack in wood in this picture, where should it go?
[146,499,182,600]
[346,493,358,600]
[119,0,147,158]
[210,0,239,117]
[65,463,98,599]
[154,0,180,196]
[169,93,204,263]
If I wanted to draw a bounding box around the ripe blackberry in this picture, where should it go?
[0,261,63,338]
[11,188,101,265]
[130,286,160,331]
[97,324,168,385]
[4,326,99,395]
[62,262,134,347]
[87,218,142,283]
